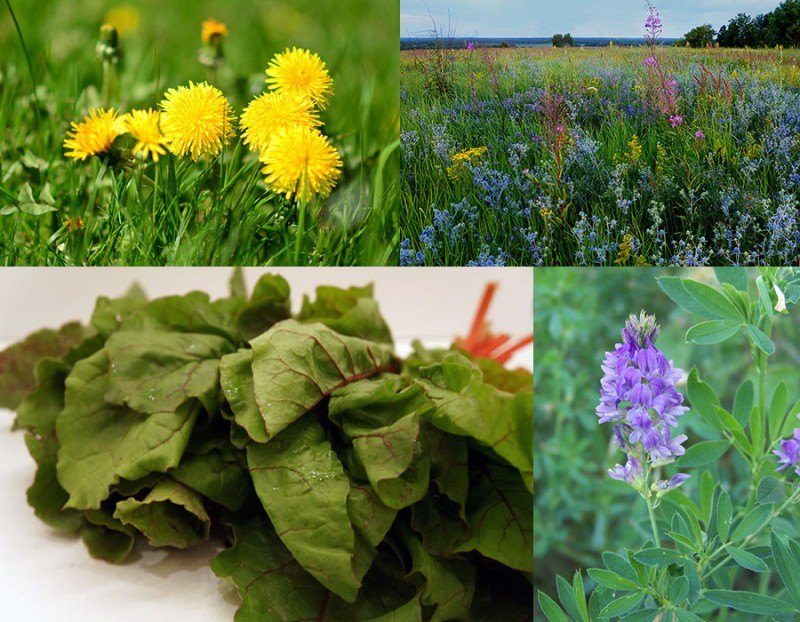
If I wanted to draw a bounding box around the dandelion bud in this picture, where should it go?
[96,24,122,64]
[199,19,228,69]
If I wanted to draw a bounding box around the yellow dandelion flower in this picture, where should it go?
[104,6,140,36]
[122,109,168,162]
[240,91,322,152]
[64,108,123,161]
[265,47,334,110]
[159,81,235,160]
[201,19,228,43]
[259,126,342,202]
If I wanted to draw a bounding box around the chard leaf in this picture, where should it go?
[235,273,291,341]
[297,284,394,344]
[81,508,136,563]
[411,489,472,556]
[0,321,88,409]
[220,349,267,443]
[15,358,68,435]
[247,416,372,601]
[347,483,397,548]
[89,284,148,337]
[329,376,431,509]
[57,350,200,509]
[117,291,241,342]
[104,330,235,414]
[427,426,469,515]
[455,460,533,573]
[405,530,476,622]
[249,319,396,441]
[114,478,210,548]
[170,449,250,512]
[211,516,418,622]
[418,353,533,490]
[473,357,533,394]
[24,433,83,533]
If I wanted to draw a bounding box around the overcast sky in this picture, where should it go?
[400,0,785,38]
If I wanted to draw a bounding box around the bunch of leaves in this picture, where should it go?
[0,271,533,621]
[537,267,800,621]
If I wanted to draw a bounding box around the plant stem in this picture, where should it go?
[294,195,308,265]
[645,493,660,546]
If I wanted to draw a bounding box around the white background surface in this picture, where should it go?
[0,267,532,621]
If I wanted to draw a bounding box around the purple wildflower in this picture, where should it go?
[654,473,690,492]
[466,41,476,51]
[670,115,683,128]
[695,130,705,139]
[609,456,643,484]
[642,56,657,67]
[598,311,689,486]
[775,428,800,476]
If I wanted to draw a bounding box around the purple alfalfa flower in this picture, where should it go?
[654,473,690,492]
[609,455,643,484]
[775,427,800,476]
[598,311,690,488]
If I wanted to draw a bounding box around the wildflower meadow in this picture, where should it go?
[535,267,800,621]
[400,3,800,266]
[0,0,399,265]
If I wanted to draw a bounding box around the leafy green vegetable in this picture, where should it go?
[0,273,533,620]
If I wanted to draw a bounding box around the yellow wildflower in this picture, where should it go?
[614,233,635,265]
[625,135,642,163]
[63,108,124,161]
[240,91,322,153]
[259,126,342,202]
[159,81,235,160]
[446,146,487,180]
[201,19,228,43]
[121,109,168,162]
[265,47,334,109]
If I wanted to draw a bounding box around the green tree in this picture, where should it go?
[551,33,564,47]
[683,24,716,48]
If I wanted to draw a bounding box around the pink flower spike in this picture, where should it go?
[642,56,657,67]
[669,115,684,128]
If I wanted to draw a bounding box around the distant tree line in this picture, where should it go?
[551,33,574,48]
[676,0,800,48]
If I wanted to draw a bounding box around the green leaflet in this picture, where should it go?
[417,353,533,491]
[247,416,372,602]
[89,284,148,337]
[330,376,431,509]
[0,321,88,409]
[114,478,211,548]
[455,459,533,573]
[57,349,200,509]
[14,358,68,434]
[249,319,396,441]
[104,330,235,414]
[297,284,394,344]
[170,449,250,512]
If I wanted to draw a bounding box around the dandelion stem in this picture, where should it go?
[294,194,308,265]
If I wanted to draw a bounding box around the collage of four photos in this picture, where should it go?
[1,0,800,620]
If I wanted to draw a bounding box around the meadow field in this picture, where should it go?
[400,45,800,266]
[0,0,399,265]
